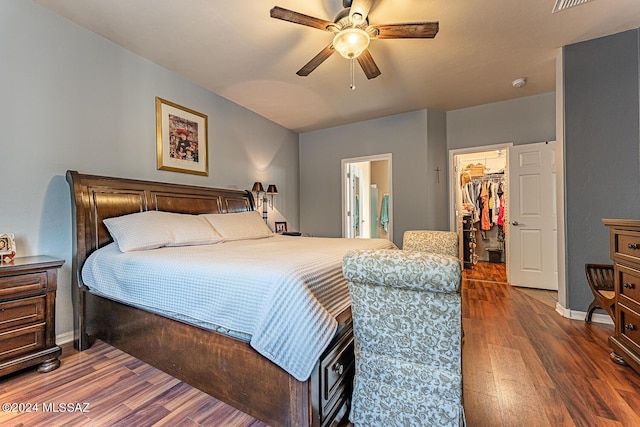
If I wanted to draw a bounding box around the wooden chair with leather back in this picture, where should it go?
[585,263,615,323]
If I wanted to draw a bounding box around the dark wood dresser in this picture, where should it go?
[603,219,640,373]
[0,256,64,376]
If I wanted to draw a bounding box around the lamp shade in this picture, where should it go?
[252,182,264,192]
[333,28,370,59]
[267,184,278,195]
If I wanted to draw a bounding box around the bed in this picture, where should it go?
[66,170,395,427]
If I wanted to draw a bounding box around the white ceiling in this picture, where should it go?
[34,0,640,133]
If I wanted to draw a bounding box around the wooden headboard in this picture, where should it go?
[66,170,254,289]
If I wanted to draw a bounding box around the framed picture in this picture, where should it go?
[0,233,16,262]
[156,97,209,176]
[275,221,288,234]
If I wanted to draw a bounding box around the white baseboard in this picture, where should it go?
[56,331,75,345]
[555,302,614,325]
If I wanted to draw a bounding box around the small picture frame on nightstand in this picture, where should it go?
[275,222,287,234]
[0,233,16,262]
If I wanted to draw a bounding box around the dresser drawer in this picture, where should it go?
[618,303,640,353]
[617,264,640,309]
[0,323,46,362]
[613,231,640,265]
[0,296,46,331]
[0,272,47,300]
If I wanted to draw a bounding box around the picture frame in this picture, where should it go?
[0,233,16,262]
[275,221,288,234]
[156,97,209,176]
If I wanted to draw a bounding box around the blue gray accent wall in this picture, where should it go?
[564,29,640,310]
[299,110,449,247]
[446,93,556,149]
[1,0,299,339]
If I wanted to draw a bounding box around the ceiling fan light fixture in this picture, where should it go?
[333,28,370,59]
[351,12,365,25]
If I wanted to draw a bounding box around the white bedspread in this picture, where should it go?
[82,235,396,380]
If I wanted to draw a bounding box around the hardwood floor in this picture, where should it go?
[463,264,640,426]
[463,260,508,283]
[0,342,268,427]
[1,263,639,426]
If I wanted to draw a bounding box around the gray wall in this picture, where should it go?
[299,110,449,247]
[427,110,449,229]
[1,0,299,339]
[563,29,640,310]
[447,93,556,149]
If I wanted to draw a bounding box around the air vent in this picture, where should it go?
[552,0,594,13]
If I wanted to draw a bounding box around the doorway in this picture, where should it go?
[451,145,510,283]
[450,142,559,291]
[342,153,392,241]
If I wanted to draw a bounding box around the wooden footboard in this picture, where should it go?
[66,170,354,427]
[82,290,353,426]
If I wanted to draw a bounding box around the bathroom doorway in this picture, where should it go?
[342,153,393,242]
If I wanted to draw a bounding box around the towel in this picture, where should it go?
[380,194,390,232]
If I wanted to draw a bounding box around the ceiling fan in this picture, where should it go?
[270,0,439,80]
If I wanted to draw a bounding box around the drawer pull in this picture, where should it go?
[624,282,636,289]
[628,243,640,250]
[625,324,636,331]
[332,362,344,375]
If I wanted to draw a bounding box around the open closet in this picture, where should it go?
[454,149,507,270]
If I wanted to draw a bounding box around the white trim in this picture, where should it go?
[56,331,75,345]
[448,143,513,231]
[341,153,393,242]
[555,302,614,325]
[449,143,512,277]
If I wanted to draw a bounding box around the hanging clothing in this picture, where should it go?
[480,181,491,230]
[487,182,494,225]
[497,182,505,227]
[380,194,390,232]
[474,181,482,223]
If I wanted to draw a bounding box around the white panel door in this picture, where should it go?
[508,141,558,290]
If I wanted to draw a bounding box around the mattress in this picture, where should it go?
[82,235,396,380]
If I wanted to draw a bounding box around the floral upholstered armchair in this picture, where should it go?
[403,229,459,257]
[342,231,464,426]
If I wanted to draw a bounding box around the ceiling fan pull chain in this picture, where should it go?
[350,58,356,90]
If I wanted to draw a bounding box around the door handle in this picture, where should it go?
[511,221,520,226]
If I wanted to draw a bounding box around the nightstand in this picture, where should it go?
[0,256,64,376]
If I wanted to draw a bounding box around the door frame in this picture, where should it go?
[449,143,513,280]
[341,153,393,242]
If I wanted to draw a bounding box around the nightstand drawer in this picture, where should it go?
[0,296,46,331]
[0,256,63,377]
[0,272,47,299]
[0,323,46,362]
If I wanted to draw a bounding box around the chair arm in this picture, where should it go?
[342,249,461,293]
[585,263,615,291]
[402,230,458,258]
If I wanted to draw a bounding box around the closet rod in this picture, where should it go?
[472,173,505,181]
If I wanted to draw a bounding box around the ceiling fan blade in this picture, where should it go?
[270,6,334,31]
[297,44,336,76]
[349,0,375,22]
[356,49,381,79]
[371,22,439,39]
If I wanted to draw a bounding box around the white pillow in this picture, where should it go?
[104,211,223,252]
[201,211,274,241]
